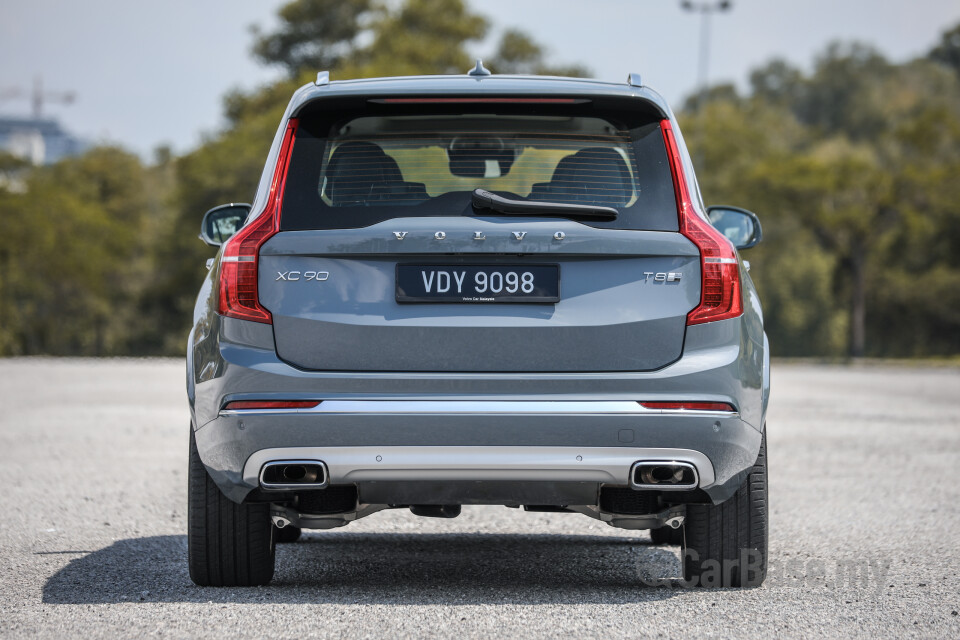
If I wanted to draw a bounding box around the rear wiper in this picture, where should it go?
[471,189,618,220]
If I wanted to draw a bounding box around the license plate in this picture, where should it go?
[396,265,560,303]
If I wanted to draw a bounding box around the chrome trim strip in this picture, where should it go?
[258,459,330,491]
[243,446,715,488]
[220,400,738,418]
[321,400,648,415]
[704,257,738,265]
[629,460,700,491]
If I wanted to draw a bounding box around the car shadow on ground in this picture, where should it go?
[42,532,689,605]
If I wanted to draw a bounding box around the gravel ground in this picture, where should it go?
[0,358,958,638]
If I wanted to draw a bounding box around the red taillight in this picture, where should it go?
[640,401,736,412]
[217,212,275,324]
[217,119,299,323]
[223,400,320,411]
[660,119,742,325]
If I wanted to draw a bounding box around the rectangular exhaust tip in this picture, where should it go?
[259,460,329,491]
[630,461,698,491]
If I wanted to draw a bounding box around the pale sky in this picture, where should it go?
[1,0,958,159]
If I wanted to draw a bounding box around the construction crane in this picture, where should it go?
[0,76,76,119]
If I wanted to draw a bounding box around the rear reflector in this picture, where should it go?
[223,400,321,411]
[640,401,736,412]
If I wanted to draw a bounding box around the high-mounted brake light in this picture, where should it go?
[217,119,299,323]
[373,98,584,104]
[223,400,320,411]
[660,119,742,325]
[640,401,736,412]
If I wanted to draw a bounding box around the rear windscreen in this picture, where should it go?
[280,102,678,231]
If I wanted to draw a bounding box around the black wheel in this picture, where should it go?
[650,524,684,546]
[188,429,276,586]
[682,428,767,588]
[275,524,302,543]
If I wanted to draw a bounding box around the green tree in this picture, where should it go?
[929,22,960,76]
[249,0,591,82]
[680,98,848,357]
[748,59,805,108]
[685,38,960,359]
[251,0,372,76]
[867,76,960,356]
[0,148,156,355]
[487,28,590,77]
[755,141,894,358]
[338,0,490,78]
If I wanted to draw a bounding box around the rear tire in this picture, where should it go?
[682,428,767,588]
[650,524,684,546]
[188,429,276,586]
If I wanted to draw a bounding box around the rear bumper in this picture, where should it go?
[233,402,723,489]
[243,444,715,488]
[190,315,767,506]
[198,399,756,504]
[246,443,713,508]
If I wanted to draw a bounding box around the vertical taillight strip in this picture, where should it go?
[218,119,299,324]
[660,119,743,325]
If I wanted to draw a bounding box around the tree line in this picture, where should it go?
[1,0,958,359]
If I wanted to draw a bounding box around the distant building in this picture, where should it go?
[0,116,87,165]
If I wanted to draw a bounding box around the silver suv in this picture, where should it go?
[187,65,770,588]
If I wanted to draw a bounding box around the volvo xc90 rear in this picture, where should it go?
[187,66,770,588]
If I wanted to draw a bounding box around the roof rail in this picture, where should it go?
[315,71,330,86]
[467,59,491,77]
[627,72,643,88]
